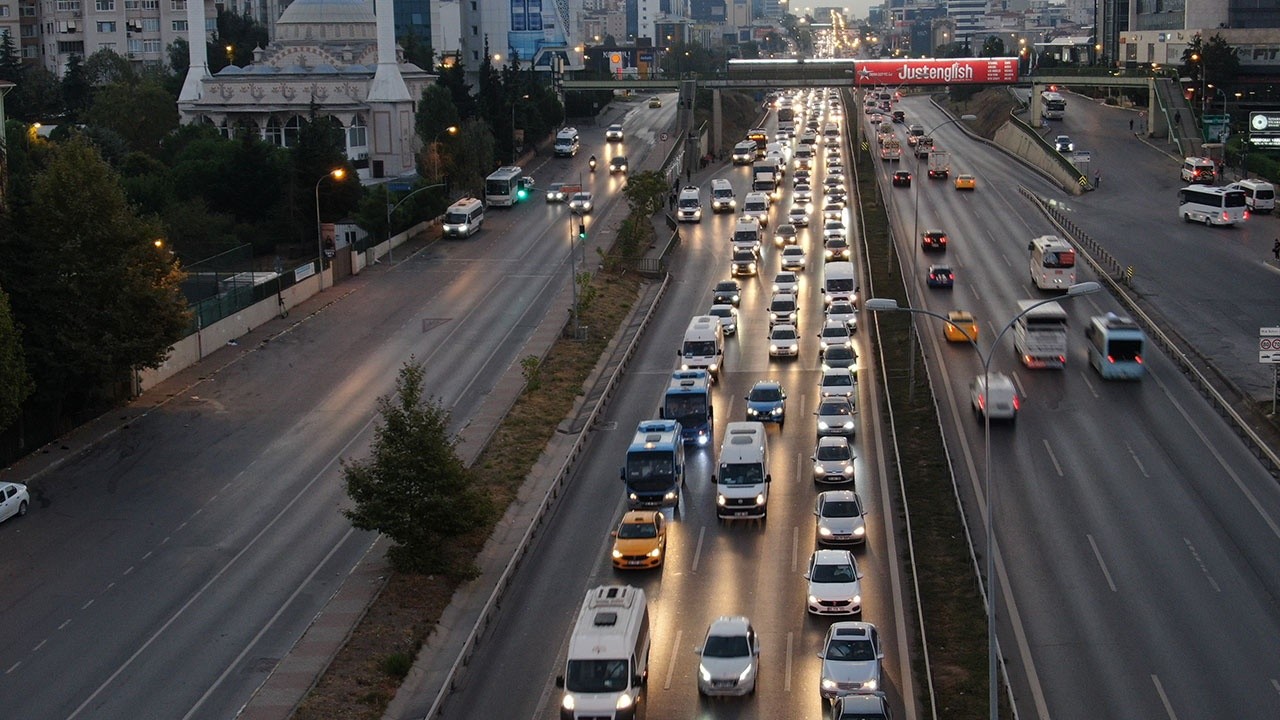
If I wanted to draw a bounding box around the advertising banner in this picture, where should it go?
[853,58,1020,86]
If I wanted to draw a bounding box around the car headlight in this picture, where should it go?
[818,421,830,430]
[814,464,825,476]
[853,526,866,536]
[717,494,727,506]
[772,285,780,293]
[865,679,877,690]
[563,694,576,710]
[843,422,855,431]
[739,664,753,682]
[808,594,820,605]
[647,546,663,557]
[771,407,783,415]
[852,594,861,604]
[747,263,756,271]
[755,493,766,505]
[731,294,740,303]
[698,434,709,446]
[821,677,838,691]
[628,492,638,501]
[708,362,718,372]
[699,664,712,682]
[681,362,691,370]
[612,548,623,558]
[747,407,759,416]
[818,526,833,536]
[615,692,633,710]
[843,464,854,475]
[770,344,779,352]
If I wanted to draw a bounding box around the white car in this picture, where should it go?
[824,237,851,262]
[814,489,866,543]
[970,372,1019,421]
[696,616,759,696]
[788,205,810,227]
[772,271,799,295]
[606,123,625,142]
[568,191,594,214]
[821,346,858,372]
[0,482,30,524]
[708,304,739,336]
[822,200,845,221]
[768,292,798,327]
[781,246,807,271]
[823,220,847,243]
[819,368,856,398]
[818,319,852,354]
[818,622,882,697]
[805,549,863,615]
[768,324,800,358]
[812,437,856,483]
[793,184,814,207]
[815,396,856,437]
[826,301,858,332]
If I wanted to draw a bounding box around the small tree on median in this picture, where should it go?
[343,359,493,577]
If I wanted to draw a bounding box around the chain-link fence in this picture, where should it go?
[181,245,312,335]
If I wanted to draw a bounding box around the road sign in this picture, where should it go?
[1260,327,1280,363]
[660,132,668,142]
[1249,111,1280,147]
[1203,114,1230,143]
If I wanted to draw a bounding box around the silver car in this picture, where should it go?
[606,123,625,142]
[812,437,856,483]
[815,396,856,437]
[708,304,738,336]
[814,489,866,544]
[768,324,800,358]
[819,368,856,399]
[781,246,807,271]
[818,621,882,697]
[788,205,810,227]
[826,301,859,332]
[805,549,863,615]
[0,482,30,524]
[821,346,858,372]
[568,191,594,214]
[696,616,759,696]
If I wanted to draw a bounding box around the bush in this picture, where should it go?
[380,652,414,679]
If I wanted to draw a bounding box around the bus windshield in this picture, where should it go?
[1039,249,1075,268]
[485,178,512,196]
[625,451,675,481]
[664,395,708,425]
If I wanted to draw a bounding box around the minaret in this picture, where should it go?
[367,0,413,177]
[178,0,209,104]
[367,0,410,102]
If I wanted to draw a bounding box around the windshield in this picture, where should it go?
[830,303,854,314]
[735,230,759,244]
[810,561,856,583]
[617,520,658,539]
[823,375,852,390]
[827,278,855,292]
[822,499,862,517]
[824,638,874,661]
[565,659,630,693]
[1040,249,1075,268]
[714,189,734,198]
[749,386,782,402]
[664,394,708,424]
[679,199,699,208]
[772,328,798,340]
[485,179,512,195]
[745,201,767,212]
[770,299,796,312]
[818,401,851,418]
[824,348,854,362]
[444,212,468,224]
[684,340,717,356]
[816,444,851,462]
[626,450,674,481]
[719,462,765,486]
[703,634,750,658]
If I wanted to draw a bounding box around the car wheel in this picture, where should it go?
[17,500,28,517]
[1183,213,1192,223]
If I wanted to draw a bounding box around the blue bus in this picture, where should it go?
[660,370,713,446]
[1085,313,1146,380]
[621,420,685,509]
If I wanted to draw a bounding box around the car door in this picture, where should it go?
[0,485,15,521]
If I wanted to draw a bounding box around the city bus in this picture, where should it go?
[1085,313,1147,380]
[1027,235,1076,291]
[1177,185,1248,227]
[484,165,525,207]
[746,128,770,158]
[1041,91,1066,120]
[661,370,713,446]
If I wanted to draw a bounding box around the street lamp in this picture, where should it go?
[866,280,1101,720]
[1191,52,1206,118]
[314,168,346,290]
[434,125,459,182]
[385,182,446,264]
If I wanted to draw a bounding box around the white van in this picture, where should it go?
[732,216,762,254]
[714,422,770,520]
[970,373,1019,421]
[731,141,757,165]
[554,127,581,157]
[1230,179,1275,213]
[441,197,485,238]
[1180,156,1216,183]
[822,261,857,306]
[710,178,736,213]
[741,192,770,227]
[680,315,724,379]
[556,585,650,720]
[677,186,703,223]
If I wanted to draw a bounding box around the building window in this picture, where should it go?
[100,41,115,51]
[21,3,36,16]
[141,17,158,31]
[0,7,9,16]
[143,38,159,52]
[284,116,304,147]
[95,0,114,10]
[141,0,157,7]
[264,117,284,146]
[55,0,80,10]
[171,19,186,31]
[471,25,477,35]
[127,38,141,53]
[171,0,186,10]
[348,116,367,149]
[97,21,116,31]
[57,40,85,52]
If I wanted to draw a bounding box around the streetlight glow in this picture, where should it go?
[314,168,347,290]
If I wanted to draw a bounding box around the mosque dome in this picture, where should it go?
[276,0,375,25]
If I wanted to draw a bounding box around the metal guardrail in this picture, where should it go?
[422,274,670,720]
[1026,192,1129,282]
[1020,185,1280,477]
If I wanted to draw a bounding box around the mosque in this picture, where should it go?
[176,0,433,181]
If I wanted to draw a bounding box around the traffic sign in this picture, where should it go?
[1250,111,1280,147]
[660,132,668,142]
[1260,327,1280,364]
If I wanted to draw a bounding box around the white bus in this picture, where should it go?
[484,165,525,207]
[556,585,650,720]
[1028,235,1076,291]
[1085,313,1146,380]
[1041,91,1066,120]
[1177,185,1248,227]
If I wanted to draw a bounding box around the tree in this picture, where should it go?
[61,54,94,122]
[436,59,478,119]
[289,107,360,246]
[0,284,32,433]
[343,359,492,576]
[210,9,269,72]
[83,49,136,87]
[980,36,1006,58]
[441,118,496,197]
[623,170,667,216]
[415,84,463,149]
[399,31,433,71]
[1181,33,1241,93]
[84,81,180,157]
[7,66,63,123]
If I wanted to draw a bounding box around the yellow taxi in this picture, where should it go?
[648,96,663,108]
[944,310,979,343]
[611,511,667,569]
[954,173,977,191]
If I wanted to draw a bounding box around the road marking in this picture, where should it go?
[1125,441,1150,478]
[160,536,169,545]
[1152,674,1180,720]
[122,566,134,576]
[58,619,71,630]
[32,639,46,652]
[1080,370,1099,398]
[1041,439,1064,477]
[1273,678,1280,696]
[1183,537,1220,592]
[1011,371,1028,400]
[174,521,186,532]
[1086,534,1116,591]
[141,551,152,561]
[785,631,794,692]
[81,600,93,610]
[105,582,114,592]
[1000,251,1011,267]
[691,526,706,573]
[663,629,683,690]
[6,662,19,674]
[969,285,981,302]
[791,526,799,573]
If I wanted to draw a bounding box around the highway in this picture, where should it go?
[438,92,918,720]
[0,101,679,718]
[868,94,1280,720]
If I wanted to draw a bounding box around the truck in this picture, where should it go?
[879,137,901,161]
[927,150,951,179]
[661,370,713,446]
[1013,300,1069,368]
[620,420,685,509]
[777,104,796,137]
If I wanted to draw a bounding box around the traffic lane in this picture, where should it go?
[1044,89,1277,395]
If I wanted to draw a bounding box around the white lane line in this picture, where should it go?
[6,662,20,674]
[141,551,152,561]
[1086,534,1117,591]
[1152,674,1180,720]
[691,526,706,573]
[785,631,793,692]
[969,285,982,302]
[160,536,170,545]
[122,566,134,576]
[81,600,93,610]
[58,619,71,631]
[1272,678,1280,696]
[1125,441,1150,478]
[174,521,186,532]
[1000,252,1011,267]
[32,639,46,652]
[1012,371,1028,400]
[1041,439,1064,477]
[663,629,683,690]
[105,582,114,592]
[1183,537,1221,592]
[791,526,799,574]
[1080,370,1099,398]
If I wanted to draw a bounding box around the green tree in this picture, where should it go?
[83,49,136,87]
[623,170,668,216]
[415,84,463,150]
[8,66,64,123]
[436,59,478,119]
[84,81,179,157]
[1181,33,1241,93]
[343,360,492,576]
[444,118,496,197]
[288,108,359,247]
[0,284,32,433]
[61,54,94,122]
[980,36,1006,58]
[210,9,269,71]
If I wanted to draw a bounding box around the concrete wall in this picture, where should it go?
[993,121,1088,195]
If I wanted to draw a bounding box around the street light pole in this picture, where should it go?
[433,125,459,183]
[385,182,446,264]
[314,168,346,290]
[866,280,1101,720]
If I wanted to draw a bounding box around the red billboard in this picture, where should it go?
[852,58,1020,86]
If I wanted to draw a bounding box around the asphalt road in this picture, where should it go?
[437,93,920,720]
[871,94,1280,720]
[0,102,675,719]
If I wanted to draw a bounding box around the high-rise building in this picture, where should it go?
[948,0,986,46]
[38,0,216,77]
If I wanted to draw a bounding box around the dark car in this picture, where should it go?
[891,171,912,187]
[927,264,955,288]
[609,156,629,174]
[745,380,787,426]
[921,229,948,251]
[833,693,892,719]
[713,280,742,305]
[891,110,905,124]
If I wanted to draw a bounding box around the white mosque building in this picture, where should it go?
[176,0,433,181]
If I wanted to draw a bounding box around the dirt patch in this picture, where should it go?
[947,87,1020,140]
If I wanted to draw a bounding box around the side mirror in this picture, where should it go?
[556,676,565,688]
[816,652,824,660]
[633,674,644,687]
[803,572,811,580]
[711,474,718,484]
[619,467,626,480]
[693,646,703,655]
[765,474,772,483]
[610,531,618,538]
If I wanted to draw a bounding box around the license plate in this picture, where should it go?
[628,560,645,566]
[712,680,734,688]
[732,510,752,516]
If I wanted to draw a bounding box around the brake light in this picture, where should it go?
[1012,395,1021,410]
[1223,212,1230,222]
[978,395,986,410]
[1106,355,1115,364]
[1057,355,1066,364]
[1244,210,1250,220]
[1135,356,1143,364]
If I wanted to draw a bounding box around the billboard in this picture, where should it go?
[853,58,1020,86]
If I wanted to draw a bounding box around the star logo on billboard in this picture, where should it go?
[858,67,874,80]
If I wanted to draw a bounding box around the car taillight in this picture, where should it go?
[1012,395,1020,410]
[1106,355,1115,364]
[1135,356,1143,364]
